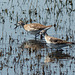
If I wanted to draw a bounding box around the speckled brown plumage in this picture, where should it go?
[24,23,52,31]
[17,21,52,36]
[45,33,74,44]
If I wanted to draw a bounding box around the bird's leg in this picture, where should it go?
[35,33,39,40]
[40,34,44,40]
[35,33,44,40]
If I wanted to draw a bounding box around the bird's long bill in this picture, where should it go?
[14,21,22,28]
[14,24,18,29]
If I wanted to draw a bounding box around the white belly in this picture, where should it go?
[45,36,56,44]
[45,39,52,43]
[28,30,41,35]
[45,36,51,43]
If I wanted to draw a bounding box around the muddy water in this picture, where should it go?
[0,0,75,75]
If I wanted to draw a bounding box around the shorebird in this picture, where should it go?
[40,30,75,44]
[15,21,52,39]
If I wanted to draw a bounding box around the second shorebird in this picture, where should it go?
[40,30,75,44]
[15,21,52,39]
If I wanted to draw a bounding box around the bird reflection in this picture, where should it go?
[20,39,47,50]
[44,50,72,63]
[47,43,70,49]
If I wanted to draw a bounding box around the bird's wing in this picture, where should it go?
[29,23,52,30]
[49,37,67,44]
[30,23,46,29]
[24,23,52,31]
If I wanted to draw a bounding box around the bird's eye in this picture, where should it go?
[40,31,43,34]
[17,23,20,26]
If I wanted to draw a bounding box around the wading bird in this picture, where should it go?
[40,30,75,44]
[15,21,52,39]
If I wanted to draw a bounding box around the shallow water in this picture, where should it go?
[0,0,75,75]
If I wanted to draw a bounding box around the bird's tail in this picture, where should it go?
[46,25,53,28]
[44,25,52,31]
[67,42,75,44]
[40,25,52,35]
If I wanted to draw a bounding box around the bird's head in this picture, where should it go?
[40,30,46,35]
[14,21,25,29]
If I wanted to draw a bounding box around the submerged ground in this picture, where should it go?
[0,0,75,75]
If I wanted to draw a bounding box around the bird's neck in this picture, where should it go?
[21,23,25,27]
[45,33,48,39]
[45,33,48,36]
